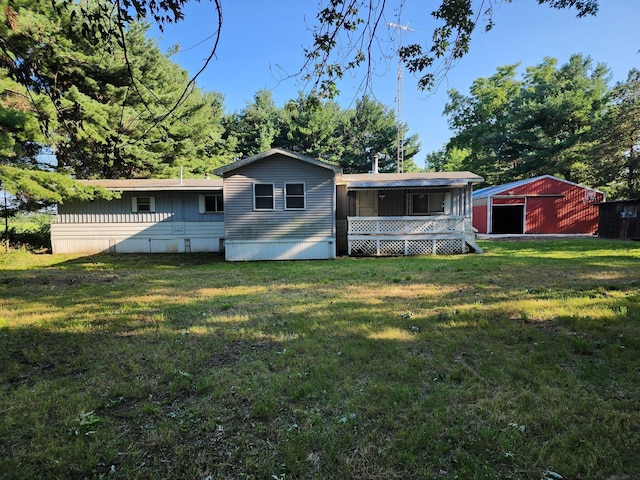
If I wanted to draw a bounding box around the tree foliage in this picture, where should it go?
[0,0,607,210]
[589,69,640,198]
[443,55,617,189]
[302,0,599,96]
[0,0,230,209]
[224,92,420,172]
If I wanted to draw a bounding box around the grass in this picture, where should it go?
[1,238,639,479]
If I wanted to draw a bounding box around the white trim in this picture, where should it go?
[132,196,155,213]
[253,183,275,211]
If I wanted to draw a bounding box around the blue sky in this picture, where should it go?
[151,1,639,165]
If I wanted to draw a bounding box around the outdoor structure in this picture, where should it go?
[597,199,640,240]
[51,148,485,259]
[51,179,224,253]
[213,149,341,261]
[472,175,604,235]
[336,169,484,256]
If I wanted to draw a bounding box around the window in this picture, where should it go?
[199,193,224,213]
[285,183,305,210]
[254,183,274,210]
[132,196,155,213]
[410,193,445,215]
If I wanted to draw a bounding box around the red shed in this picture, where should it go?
[472,175,605,234]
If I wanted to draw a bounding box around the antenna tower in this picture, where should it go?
[386,21,414,173]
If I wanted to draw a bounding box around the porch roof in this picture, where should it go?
[79,179,223,192]
[338,172,483,189]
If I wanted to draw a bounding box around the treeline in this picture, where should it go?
[428,55,639,200]
[1,0,419,212]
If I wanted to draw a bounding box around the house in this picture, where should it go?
[597,199,640,240]
[213,149,483,260]
[51,148,485,259]
[213,148,341,261]
[472,175,605,235]
[51,179,225,253]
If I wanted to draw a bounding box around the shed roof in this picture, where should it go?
[472,174,602,199]
[80,178,223,192]
[213,148,343,176]
[338,171,483,189]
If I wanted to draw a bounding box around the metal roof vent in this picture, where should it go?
[370,154,379,174]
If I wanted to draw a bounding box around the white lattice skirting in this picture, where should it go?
[347,216,472,256]
[349,237,466,256]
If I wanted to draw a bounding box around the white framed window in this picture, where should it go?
[284,182,306,210]
[410,192,445,215]
[132,196,155,213]
[199,193,224,213]
[254,183,274,210]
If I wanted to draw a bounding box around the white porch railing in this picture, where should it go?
[347,215,477,255]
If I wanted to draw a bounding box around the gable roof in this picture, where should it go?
[472,174,603,199]
[80,178,223,192]
[213,148,343,176]
[338,171,483,189]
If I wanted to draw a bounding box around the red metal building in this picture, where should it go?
[472,175,605,234]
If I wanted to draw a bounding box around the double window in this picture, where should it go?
[410,192,445,215]
[253,183,307,211]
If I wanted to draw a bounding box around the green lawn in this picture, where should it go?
[1,239,639,479]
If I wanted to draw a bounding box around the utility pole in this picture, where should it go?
[386,21,414,173]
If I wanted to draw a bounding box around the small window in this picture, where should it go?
[285,183,305,210]
[410,193,444,215]
[132,196,155,213]
[199,193,224,213]
[254,183,274,210]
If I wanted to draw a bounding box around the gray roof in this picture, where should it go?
[472,174,603,199]
[213,148,343,176]
[80,178,223,192]
[338,171,483,189]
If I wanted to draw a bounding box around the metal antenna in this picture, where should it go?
[386,21,414,173]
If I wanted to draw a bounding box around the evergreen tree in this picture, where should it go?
[0,0,230,208]
[274,92,345,164]
[341,95,420,173]
[225,90,281,158]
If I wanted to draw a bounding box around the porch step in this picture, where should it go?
[465,238,483,254]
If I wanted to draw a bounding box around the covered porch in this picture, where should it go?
[336,172,484,256]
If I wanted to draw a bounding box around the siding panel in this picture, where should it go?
[51,222,224,254]
[56,192,224,224]
[223,155,336,242]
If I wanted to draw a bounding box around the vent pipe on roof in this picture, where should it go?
[370,153,379,174]
[180,166,183,185]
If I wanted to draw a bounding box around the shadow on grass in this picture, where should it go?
[1,241,639,479]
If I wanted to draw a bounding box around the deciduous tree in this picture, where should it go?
[444,55,611,187]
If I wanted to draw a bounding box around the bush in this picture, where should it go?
[1,212,53,252]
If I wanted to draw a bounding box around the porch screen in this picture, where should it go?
[411,193,444,214]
